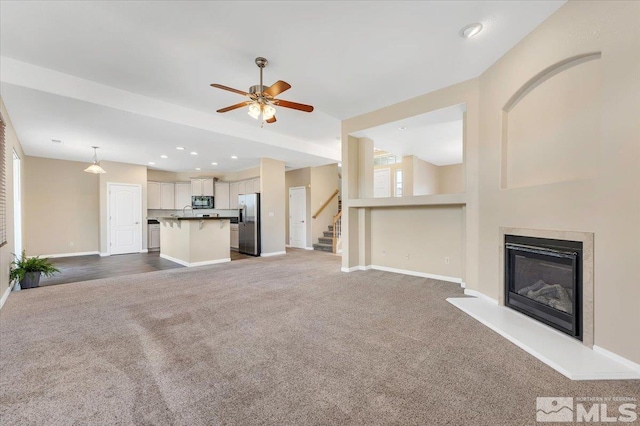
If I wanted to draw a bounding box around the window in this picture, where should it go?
[395,169,403,197]
[0,117,6,247]
[373,153,401,166]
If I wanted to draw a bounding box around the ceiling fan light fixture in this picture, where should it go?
[459,23,483,39]
[84,146,106,174]
[248,103,261,119]
[262,104,276,120]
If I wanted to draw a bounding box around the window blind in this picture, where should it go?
[0,117,6,247]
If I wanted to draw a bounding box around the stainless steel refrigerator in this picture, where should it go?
[238,193,260,256]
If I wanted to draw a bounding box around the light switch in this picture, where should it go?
[269,212,274,217]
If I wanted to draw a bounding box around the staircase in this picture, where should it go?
[313,225,335,252]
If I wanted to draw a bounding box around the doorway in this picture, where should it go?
[108,183,142,255]
[12,151,21,256]
[374,168,391,198]
[289,186,307,249]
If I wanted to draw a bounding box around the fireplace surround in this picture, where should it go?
[499,228,594,348]
[504,235,582,340]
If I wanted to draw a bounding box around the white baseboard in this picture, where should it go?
[593,345,640,376]
[0,284,12,311]
[261,251,286,257]
[463,288,499,305]
[341,265,370,273]
[369,265,462,284]
[159,253,230,267]
[304,247,314,251]
[100,252,110,257]
[139,249,148,254]
[33,251,100,259]
[460,281,466,289]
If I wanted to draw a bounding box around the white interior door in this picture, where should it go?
[109,183,142,255]
[289,186,306,248]
[374,168,391,198]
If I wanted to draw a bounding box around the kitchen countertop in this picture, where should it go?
[157,216,234,221]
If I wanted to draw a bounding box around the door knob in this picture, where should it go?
[135,222,140,224]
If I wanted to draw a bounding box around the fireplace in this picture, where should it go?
[504,235,582,340]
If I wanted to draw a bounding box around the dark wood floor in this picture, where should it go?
[39,250,253,287]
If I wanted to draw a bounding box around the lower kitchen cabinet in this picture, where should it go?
[230,224,239,249]
[148,224,160,250]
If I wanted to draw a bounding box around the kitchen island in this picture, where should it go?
[157,217,231,267]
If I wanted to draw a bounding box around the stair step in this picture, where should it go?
[318,237,333,244]
[328,225,334,231]
[313,243,333,253]
[323,231,333,237]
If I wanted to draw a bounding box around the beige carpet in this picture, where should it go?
[1,250,638,425]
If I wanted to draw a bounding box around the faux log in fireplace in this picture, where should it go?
[505,235,582,340]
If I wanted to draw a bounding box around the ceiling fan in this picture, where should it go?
[210,57,314,124]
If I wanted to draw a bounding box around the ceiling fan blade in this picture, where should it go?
[210,84,248,96]
[266,116,277,124]
[216,101,250,113]
[263,80,291,97]
[274,99,314,113]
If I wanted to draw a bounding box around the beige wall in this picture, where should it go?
[310,164,339,245]
[475,1,640,363]
[99,161,148,254]
[0,96,25,299]
[259,158,285,255]
[24,157,99,256]
[342,1,640,363]
[412,156,439,196]
[285,167,311,247]
[370,206,463,278]
[438,164,464,194]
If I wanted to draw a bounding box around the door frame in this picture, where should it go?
[107,182,143,255]
[12,150,22,256]
[288,186,307,249]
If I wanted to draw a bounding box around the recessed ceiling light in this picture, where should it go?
[160,155,168,159]
[148,162,155,165]
[231,155,238,159]
[51,139,62,144]
[399,127,407,130]
[195,167,201,171]
[459,23,483,39]
[190,152,198,156]
[211,162,218,166]
[176,146,185,150]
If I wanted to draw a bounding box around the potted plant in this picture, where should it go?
[10,251,60,289]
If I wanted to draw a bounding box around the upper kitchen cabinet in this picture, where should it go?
[148,182,161,209]
[229,182,240,209]
[252,178,261,194]
[160,183,175,209]
[175,182,191,210]
[215,182,230,209]
[191,178,215,196]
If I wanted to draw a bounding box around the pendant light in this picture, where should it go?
[84,146,106,174]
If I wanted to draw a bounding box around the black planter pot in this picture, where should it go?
[20,272,42,289]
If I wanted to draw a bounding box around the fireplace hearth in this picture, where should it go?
[505,235,582,340]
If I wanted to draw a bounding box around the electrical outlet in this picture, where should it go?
[70,241,74,247]
[445,257,450,264]
[382,250,386,256]
[406,254,410,260]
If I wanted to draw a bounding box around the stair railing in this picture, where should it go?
[312,189,339,219]
[332,210,342,254]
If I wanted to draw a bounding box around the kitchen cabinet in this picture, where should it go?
[215,182,230,209]
[230,224,239,249]
[147,182,161,209]
[160,183,175,210]
[148,224,160,250]
[175,182,191,210]
[229,182,239,209]
[191,178,215,196]
[252,178,261,193]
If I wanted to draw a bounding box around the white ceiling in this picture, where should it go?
[0,1,565,172]
[353,105,464,166]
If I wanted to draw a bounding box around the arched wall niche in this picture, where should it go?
[500,52,602,189]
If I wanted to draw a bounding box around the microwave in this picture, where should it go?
[192,196,214,209]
